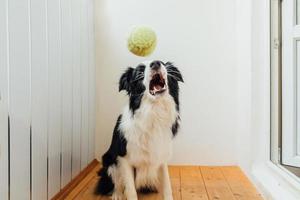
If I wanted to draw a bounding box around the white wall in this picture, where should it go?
[0,0,96,199]
[235,0,270,176]
[235,0,253,173]
[95,0,238,165]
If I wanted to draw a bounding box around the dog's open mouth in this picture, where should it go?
[149,73,166,96]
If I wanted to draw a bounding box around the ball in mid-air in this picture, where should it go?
[127,26,157,57]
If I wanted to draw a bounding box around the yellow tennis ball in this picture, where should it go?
[127,26,157,57]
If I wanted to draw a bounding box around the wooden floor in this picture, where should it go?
[65,164,263,200]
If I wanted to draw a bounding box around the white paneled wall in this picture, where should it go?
[0,0,96,199]
[31,0,48,199]
[0,0,9,199]
[71,0,83,179]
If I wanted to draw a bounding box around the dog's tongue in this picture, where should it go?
[154,85,162,91]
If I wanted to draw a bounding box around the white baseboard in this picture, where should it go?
[251,162,300,200]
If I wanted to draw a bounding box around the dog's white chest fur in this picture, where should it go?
[120,94,177,187]
[121,95,177,166]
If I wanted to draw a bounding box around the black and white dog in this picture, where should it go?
[95,60,183,200]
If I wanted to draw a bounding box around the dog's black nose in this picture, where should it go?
[150,61,161,70]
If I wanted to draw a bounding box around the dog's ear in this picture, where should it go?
[166,62,184,82]
[119,67,134,92]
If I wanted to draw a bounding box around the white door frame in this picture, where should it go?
[282,0,300,167]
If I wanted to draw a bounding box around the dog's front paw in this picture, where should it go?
[111,192,123,200]
[126,193,138,200]
[163,193,173,200]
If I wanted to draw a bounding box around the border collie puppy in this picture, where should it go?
[95,60,183,200]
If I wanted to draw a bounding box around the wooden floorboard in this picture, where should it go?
[180,166,209,200]
[169,166,181,200]
[200,166,235,200]
[64,164,263,200]
[221,166,263,200]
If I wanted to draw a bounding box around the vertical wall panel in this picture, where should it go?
[0,0,9,199]
[30,0,48,199]
[47,0,62,197]
[8,0,31,199]
[61,0,73,187]
[71,0,82,177]
[88,0,96,162]
[1,0,96,198]
[80,0,89,169]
